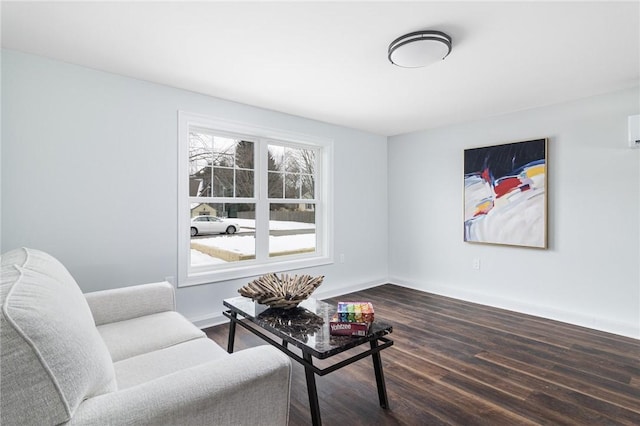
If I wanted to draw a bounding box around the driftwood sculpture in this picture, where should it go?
[238,273,324,309]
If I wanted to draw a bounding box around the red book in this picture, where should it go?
[329,313,370,337]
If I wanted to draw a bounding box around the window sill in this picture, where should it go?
[178,255,334,287]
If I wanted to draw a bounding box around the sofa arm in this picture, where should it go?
[67,346,292,426]
[85,281,176,326]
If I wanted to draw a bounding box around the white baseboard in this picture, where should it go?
[312,278,387,300]
[190,277,387,330]
[191,313,228,330]
[389,276,640,340]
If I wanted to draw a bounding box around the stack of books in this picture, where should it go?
[329,302,375,336]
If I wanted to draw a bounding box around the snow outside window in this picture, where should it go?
[178,112,333,286]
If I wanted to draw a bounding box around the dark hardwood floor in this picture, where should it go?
[205,284,640,425]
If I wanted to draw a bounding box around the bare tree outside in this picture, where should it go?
[268,145,316,201]
[189,132,255,199]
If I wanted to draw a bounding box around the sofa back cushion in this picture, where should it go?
[1,248,117,425]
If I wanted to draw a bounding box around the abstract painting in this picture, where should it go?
[464,139,547,248]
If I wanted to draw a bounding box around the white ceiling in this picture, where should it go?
[2,1,639,136]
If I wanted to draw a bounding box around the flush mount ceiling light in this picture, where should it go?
[388,30,452,68]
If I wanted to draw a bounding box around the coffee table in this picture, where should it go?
[223,296,393,426]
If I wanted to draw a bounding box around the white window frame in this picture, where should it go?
[178,111,333,287]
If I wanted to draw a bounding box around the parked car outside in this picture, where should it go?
[190,216,240,236]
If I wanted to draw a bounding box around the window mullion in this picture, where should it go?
[255,140,270,261]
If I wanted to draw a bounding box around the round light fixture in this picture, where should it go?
[388,30,452,68]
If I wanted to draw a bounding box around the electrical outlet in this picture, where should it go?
[472,259,480,270]
[339,254,345,263]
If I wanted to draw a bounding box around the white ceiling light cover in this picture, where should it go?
[388,30,452,68]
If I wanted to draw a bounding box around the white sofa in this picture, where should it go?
[1,248,292,425]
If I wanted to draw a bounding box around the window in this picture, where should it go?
[178,112,333,286]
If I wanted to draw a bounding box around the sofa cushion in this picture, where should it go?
[0,248,117,425]
[97,310,206,362]
[113,337,229,389]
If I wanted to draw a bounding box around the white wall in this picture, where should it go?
[1,50,389,325]
[388,87,640,338]
[3,49,638,338]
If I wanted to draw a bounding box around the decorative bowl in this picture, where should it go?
[238,273,324,309]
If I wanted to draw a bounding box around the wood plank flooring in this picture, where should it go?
[204,284,640,425]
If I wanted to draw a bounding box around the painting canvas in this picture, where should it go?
[464,139,547,248]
